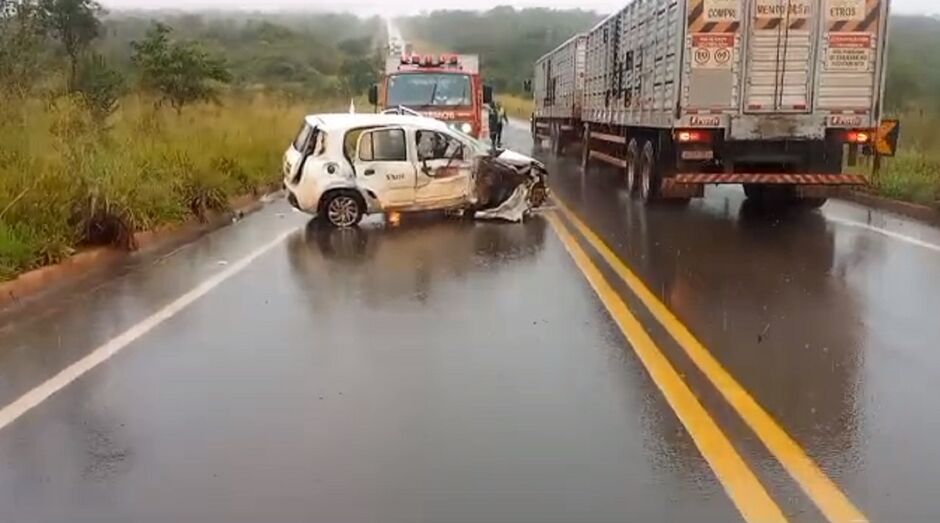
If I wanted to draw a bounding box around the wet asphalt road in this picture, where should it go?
[1,124,940,522]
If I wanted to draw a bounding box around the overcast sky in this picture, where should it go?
[99,0,939,16]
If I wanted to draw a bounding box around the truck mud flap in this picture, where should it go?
[672,174,868,186]
[660,180,705,199]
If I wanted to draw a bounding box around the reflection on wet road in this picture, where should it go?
[0,124,938,522]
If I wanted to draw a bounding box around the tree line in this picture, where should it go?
[1,2,383,115]
[400,7,602,95]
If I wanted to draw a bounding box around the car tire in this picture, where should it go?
[625,138,640,195]
[639,140,659,203]
[322,191,364,228]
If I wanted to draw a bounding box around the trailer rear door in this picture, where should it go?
[816,0,887,116]
[743,0,818,113]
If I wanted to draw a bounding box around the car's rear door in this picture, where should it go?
[353,127,416,208]
[413,129,474,207]
[284,121,315,183]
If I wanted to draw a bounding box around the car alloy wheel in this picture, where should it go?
[326,195,361,228]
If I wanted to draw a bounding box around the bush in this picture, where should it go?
[0,90,337,280]
[871,151,940,207]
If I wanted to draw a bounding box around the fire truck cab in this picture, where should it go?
[369,54,493,140]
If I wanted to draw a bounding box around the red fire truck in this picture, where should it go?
[369,54,493,140]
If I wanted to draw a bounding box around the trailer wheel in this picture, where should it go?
[550,123,561,156]
[625,139,640,195]
[743,184,763,200]
[799,197,828,209]
[639,140,659,203]
[531,119,542,151]
[581,124,590,172]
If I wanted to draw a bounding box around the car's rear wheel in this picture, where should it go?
[323,191,364,228]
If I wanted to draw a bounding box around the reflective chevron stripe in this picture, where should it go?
[671,173,868,185]
[688,0,741,33]
[829,0,881,33]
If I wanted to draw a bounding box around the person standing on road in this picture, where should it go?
[488,102,508,149]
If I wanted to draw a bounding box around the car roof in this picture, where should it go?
[304,113,452,133]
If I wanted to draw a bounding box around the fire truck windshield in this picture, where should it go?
[387,73,472,107]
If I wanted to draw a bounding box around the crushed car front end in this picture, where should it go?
[470,148,549,222]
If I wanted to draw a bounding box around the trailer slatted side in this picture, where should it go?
[534,35,587,120]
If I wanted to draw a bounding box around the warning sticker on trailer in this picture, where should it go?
[826,33,872,71]
[692,33,735,69]
[827,0,866,21]
[755,0,813,19]
[704,0,741,22]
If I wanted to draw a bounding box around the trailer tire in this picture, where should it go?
[743,184,763,200]
[550,123,561,156]
[531,120,542,151]
[799,197,828,209]
[581,124,590,172]
[625,138,640,195]
[639,140,659,203]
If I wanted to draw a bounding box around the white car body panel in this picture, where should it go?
[284,114,478,215]
[283,113,544,223]
[353,127,418,207]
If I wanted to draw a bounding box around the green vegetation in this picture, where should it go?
[400,7,601,95]
[0,5,382,280]
[497,94,534,121]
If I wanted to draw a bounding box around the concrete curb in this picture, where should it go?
[839,191,940,228]
[0,186,283,311]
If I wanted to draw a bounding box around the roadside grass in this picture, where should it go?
[497,94,534,121]
[0,91,343,281]
[861,110,940,206]
[869,150,940,206]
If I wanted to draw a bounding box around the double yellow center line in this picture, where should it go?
[547,196,868,523]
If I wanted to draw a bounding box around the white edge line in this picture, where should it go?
[827,216,940,253]
[0,228,296,432]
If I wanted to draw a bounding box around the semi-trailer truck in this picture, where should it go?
[532,0,894,205]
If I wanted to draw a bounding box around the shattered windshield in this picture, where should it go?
[387,73,472,107]
[451,127,490,155]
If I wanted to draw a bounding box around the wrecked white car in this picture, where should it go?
[283,113,548,227]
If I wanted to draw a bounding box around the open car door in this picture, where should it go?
[353,127,417,208]
[414,129,474,207]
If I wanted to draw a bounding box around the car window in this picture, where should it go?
[293,122,314,151]
[359,128,407,162]
[345,129,366,160]
[313,131,327,157]
[416,130,464,161]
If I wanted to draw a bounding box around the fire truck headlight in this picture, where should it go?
[460,122,472,134]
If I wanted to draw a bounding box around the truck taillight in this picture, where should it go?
[846,130,871,144]
[677,130,709,143]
